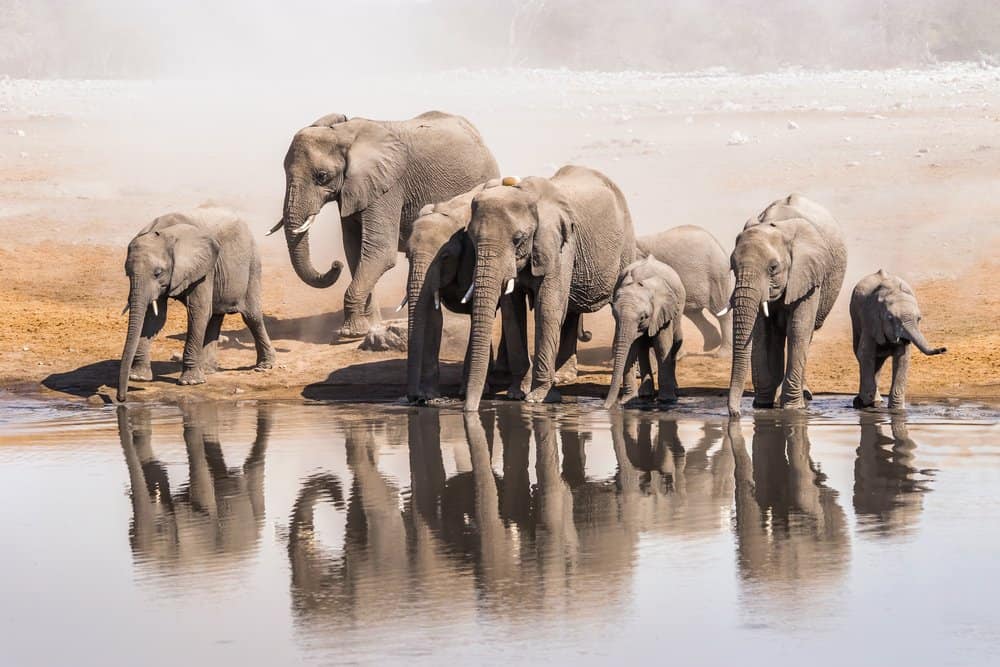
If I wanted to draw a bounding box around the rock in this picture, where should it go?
[786,120,799,130]
[359,321,407,352]
[21,345,29,351]
[727,131,750,146]
[218,334,229,344]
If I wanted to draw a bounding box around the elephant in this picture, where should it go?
[272,110,500,340]
[461,165,636,411]
[116,403,270,570]
[118,208,275,401]
[604,255,686,408]
[724,193,847,417]
[850,269,946,410]
[637,224,732,355]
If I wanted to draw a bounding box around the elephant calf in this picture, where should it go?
[850,269,946,410]
[637,225,732,355]
[118,208,276,401]
[605,256,686,408]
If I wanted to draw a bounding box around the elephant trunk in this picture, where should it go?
[463,248,506,412]
[406,257,434,401]
[118,276,147,402]
[901,319,946,356]
[604,316,639,409]
[283,183,343,289]
[727,273,763,416]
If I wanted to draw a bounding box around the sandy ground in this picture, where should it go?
[1,66,998,405]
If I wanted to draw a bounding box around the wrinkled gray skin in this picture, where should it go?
[118,208,275,401]
[850,269,945,410]
[605,256,686,408]
[637,225,732,355]
[726,194,847,417]
[275,111,499,339]
[462,165,636,411]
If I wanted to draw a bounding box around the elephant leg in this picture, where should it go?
[872,353,889,405]
[339,198,401,338]
[780,296,819,410]
[637,338,655,399]
[887,345,911,410]
[130,296,167,381]
[654,323,682,403]
[500,291,531,399]
[179,279,213,386]
[853,335,881,408]
[202,313,225,374]
[688,308,722,354]
[525,283,568,404]
[554,311,580,385]
[751,319,782,408]
[422,303,444,399]
[242,271,276,371]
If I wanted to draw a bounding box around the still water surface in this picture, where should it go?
[1,397,998,666]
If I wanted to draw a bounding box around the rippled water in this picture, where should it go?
[1,397,998,666]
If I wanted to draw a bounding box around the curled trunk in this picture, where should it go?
[604,317,638,408]
[727,275,762,416]
[118,277,146,402]
[406,258,432,400]
[463,263,503,412]
[283,185,343,288]
[901,320,945,355]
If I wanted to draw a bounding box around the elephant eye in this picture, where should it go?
[314,170,331,185]
[513,231,526,245]
[153,268,163,278]
[768,260,780,274]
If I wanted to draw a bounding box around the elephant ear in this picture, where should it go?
[165,223,220,297]
[643,274,681,337]
[339,120,407,218]
[523,179,576,277]
[782,218,827,306]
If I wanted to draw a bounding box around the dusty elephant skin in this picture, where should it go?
[725,194,847,417]
[637,224,733,356]
[604,255,686,408]
[274,111,499,341]
[118,208,276,402]
[462,165,637,411]
[850,269,946,410]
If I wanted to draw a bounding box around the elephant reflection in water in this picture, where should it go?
[853,414,931,536]
[116,403,269,570]
[725,417,849,588]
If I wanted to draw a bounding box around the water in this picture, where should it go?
[1,397,998,666]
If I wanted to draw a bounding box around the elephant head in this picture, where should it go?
[118,215,219,401]
[725,216,827,415]
[462,177,577,411]
[873,270,945,355]
[605,256,684,409]
[274,114,407,288]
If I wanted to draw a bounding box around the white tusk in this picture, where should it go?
[151,300,159,317]
[762,300,769,318]
[265,219,284,236]
[434,291,440,310]
[122,303,129,316]
[715,305,731,317]
[504,278,515,295]
[461,283,475,304]
[290,215,316,235]
[394,294,408,313]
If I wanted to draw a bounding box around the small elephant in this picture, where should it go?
[272,111,499,340]
[850,269,946,410]
[118,208,275,401]
[725,193,847,417]
[604,256,686,408]
[637,224,732,355]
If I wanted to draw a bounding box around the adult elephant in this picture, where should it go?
[272,111,499,338]
[724,194,847,417]
[462,166,636,411]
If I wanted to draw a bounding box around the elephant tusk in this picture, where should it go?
[289,215,316,235]
[265,219,284,236]
[434,291,440,310]
[394,294,408,313]
[151,300,159,317]
[504,278,515,295]
[762,300,769,318]
[122,303,129,316]
[715,304,731,317]
[461,283,474,304]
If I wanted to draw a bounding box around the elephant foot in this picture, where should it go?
[853,394,883,409]
[803,386,813,401]
[506,385,527,401]
[657,391,678,404]
[887,397,906,411]
[752,399,775,409]
[337,315,375,340]
[526,385,561,404]
[129,365,153,382]
[178,369,206,386]
[714,346,733,359]
[358,321,407,352]
[253,361,273,373]
[781,397,808,410]
[554,357,578,385]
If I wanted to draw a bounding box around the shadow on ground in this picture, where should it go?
[43,360,180,398]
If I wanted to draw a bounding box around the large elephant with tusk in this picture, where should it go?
[724,194,847,417]
[271,110,499,340]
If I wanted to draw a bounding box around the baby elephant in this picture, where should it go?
[118,208,276,401]
[605,256,686,408]
[850,269,945,410]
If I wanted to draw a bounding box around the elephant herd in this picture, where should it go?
[117,110,947,415]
